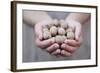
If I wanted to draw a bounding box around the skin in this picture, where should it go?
[34,20,60,54]
[51,13,90,56]
[59,13,90,56]
[24,11,90,57]
[23,11,59,54]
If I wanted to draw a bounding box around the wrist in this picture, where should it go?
[65,19,82,26]
[35,18,53,24]
[65,19,82,32]
[35,18,53,27]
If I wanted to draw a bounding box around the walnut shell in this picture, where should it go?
[42,24,52,29]
[67,31,74,39]
[59,20,68,29]
[55,35,65,44]
[56,49,61,53]
[58,27,66,35]
[62,35,66,41]
[53,19,59,26]
[50,26,58,36]
[43,28,49,32]
[43,31,51,39]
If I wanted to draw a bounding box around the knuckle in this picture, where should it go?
[55,44,59,48]
[35,40,44,49]
[69,47,76,53]
[61,44,66,48]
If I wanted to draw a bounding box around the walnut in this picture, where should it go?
[43,31,51,40]
[53,19,59,26]
[59,20,68,29]
[58,27,66,35]
[55,35,65,44]
[42,21,75,48]
[43,28,49,32]
[42,24,52,29]
[62,35,66,41]
[56,49,61,53]
[50,26,58,36]
[67,31,74,39]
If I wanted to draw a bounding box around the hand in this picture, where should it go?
[34,19,60,55]
[60,19,82,57]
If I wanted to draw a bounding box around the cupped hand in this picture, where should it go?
[60,19,82,57]
[34,19,83,57]
[34,19,60,55]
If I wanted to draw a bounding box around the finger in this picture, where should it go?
[64,39,81,47]
[34,24,43,40]
[66,20,75,30]
[46,43,59,53]
[51,49,61,56]
[61,50,72,57]
[61,43,77,53]
[75,23,82,41]
[36,37,55,49]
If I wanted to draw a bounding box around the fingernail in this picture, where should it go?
[75,37,79,41]
[61,44,65,48]
[64,39,67,43]
[56,49,61,53]
[54,44,59,48]
[39,36,42,40]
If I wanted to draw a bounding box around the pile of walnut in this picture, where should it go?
[42,19,75,45]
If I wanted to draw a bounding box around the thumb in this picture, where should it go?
[34,24,43,40]
[38,33,43,40]
[75,23,82,41]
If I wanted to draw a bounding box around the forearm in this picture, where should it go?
[65,13,90,24]
[23,11,52,26]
